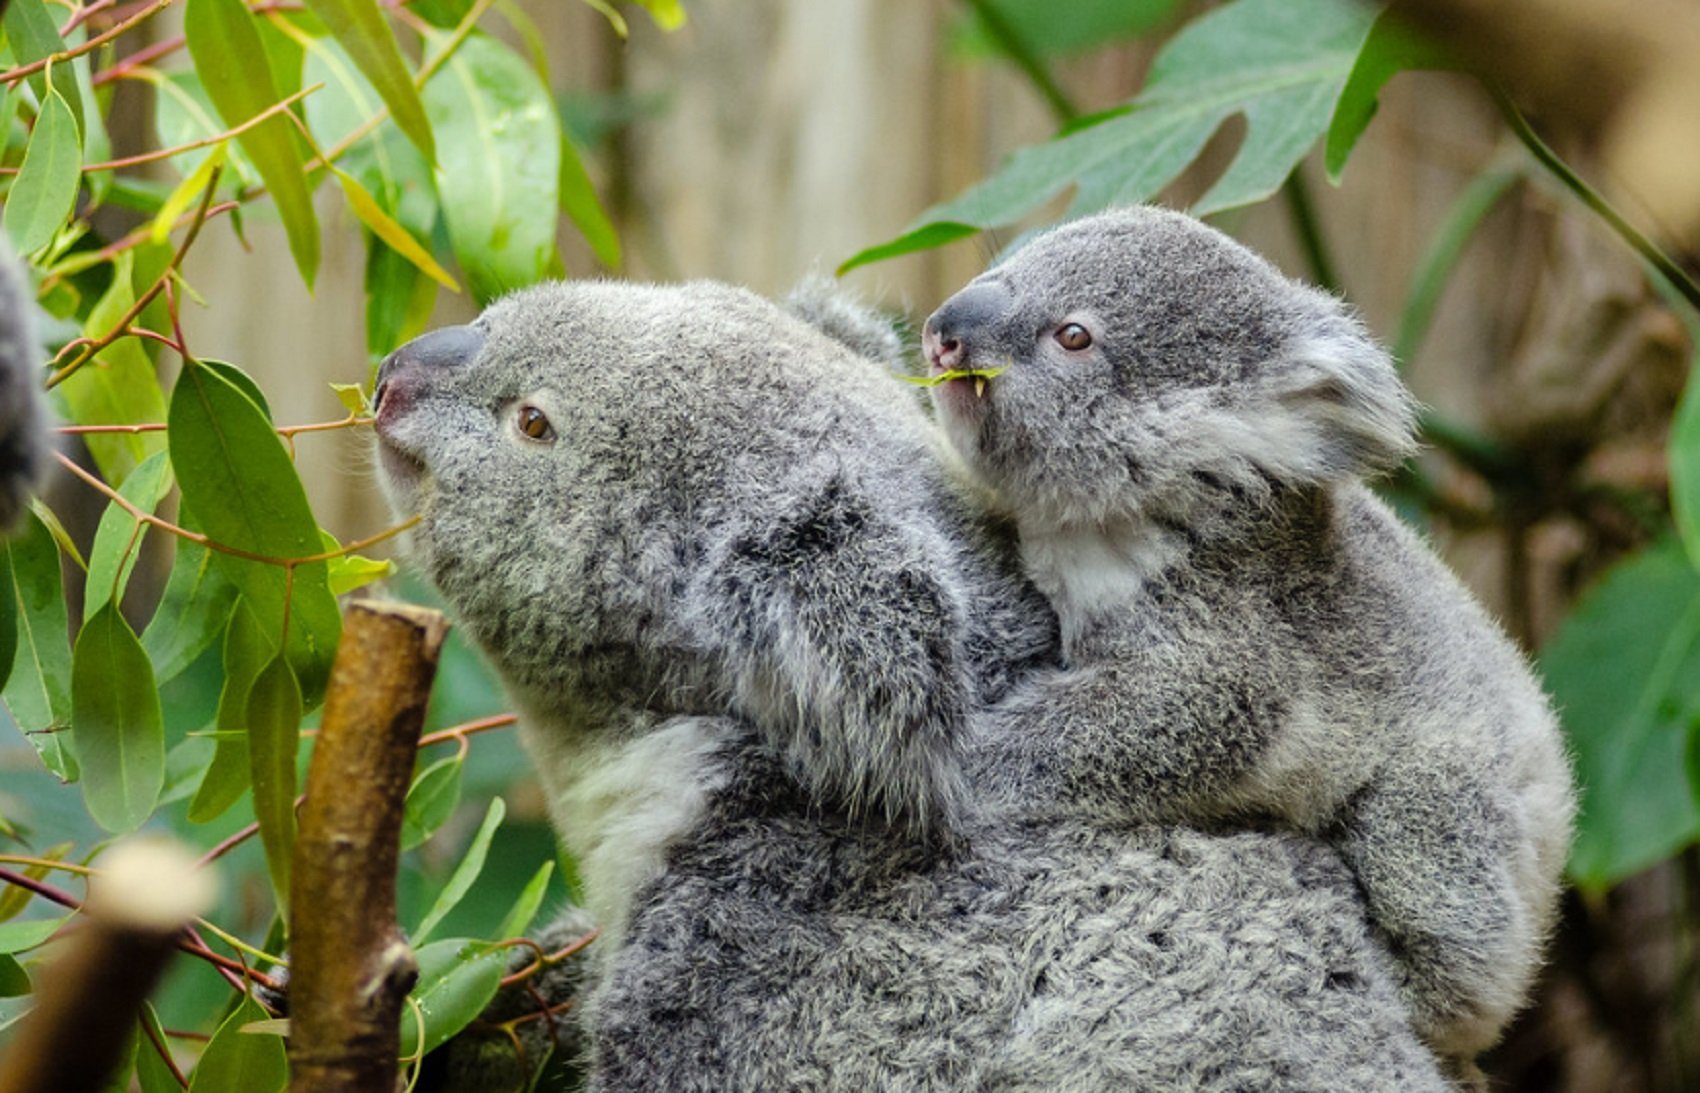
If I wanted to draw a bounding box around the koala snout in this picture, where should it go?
[923,281,1010,372]
[374,325,485,414]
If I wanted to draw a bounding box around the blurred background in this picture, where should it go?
[12,0,1699,1087]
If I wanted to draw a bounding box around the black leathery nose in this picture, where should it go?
[924,281,1012,348]
[375,324,484,410]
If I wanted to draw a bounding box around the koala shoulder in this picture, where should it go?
[0,243,49,530]
[782,275,907,372]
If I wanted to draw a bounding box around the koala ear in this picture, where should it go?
[700,476,969,836]
[782,276,907,372]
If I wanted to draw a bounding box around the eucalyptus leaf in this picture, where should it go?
[496,860,554,941]
[1,510,75,780]
[187,996,286,1093]
[73,602,165,834]
[83,451,172,621]
[1541,539,1700,889]
[3,89,82,256]
[303,0,436,161]
[188,601,266,824]
[413,796,505,944]
[400,753,463,850]
[246,653,302,918]
[398,937,509,1058]
[1672,351,1700,570]
[140,511,240,686]
[2,0,85,136]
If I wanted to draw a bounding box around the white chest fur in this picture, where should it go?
[515,705,734,954]
[1017,519,1182,650]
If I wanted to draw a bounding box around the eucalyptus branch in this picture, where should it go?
[0,0,177,86]
[46,162,225,389]
[1491,83,1700,315]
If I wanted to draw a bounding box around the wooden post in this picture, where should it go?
[286,600,449,1092]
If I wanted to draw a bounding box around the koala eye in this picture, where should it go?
[515,404,556,443]
[1054,323,1093,351]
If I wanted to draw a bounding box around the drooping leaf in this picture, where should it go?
[1540,539,1700,889]
[423,31,561,302]
[168,357,341,706]
[55,251,168,488]
[303,0,436,161]
[1324,10,1458,181]
[134,1004,181,1093]
[326,551,393,597]
[2,0,85,136]
[0,912,73,953]
[400,753,463,850]
[187,996,286,1093]
[364,232,437,360]
[413,796,505,944]
[188,601,266,824]
[558,127,620,269]
[3,89,82,256]
[332,165,459,290]
[185,0,321,287]
[840,0,1377,272]
[0,538,14,693]
[398,938,509,1058]
[1,510,75,780]
[83,451,173,621]
[150,143,230,245]
[73,602,165,834]
[949,0,1183,60]
[140,510,241,686]
[246,653,302,919]
[0,845,68,922]
[1672,351,1700,570]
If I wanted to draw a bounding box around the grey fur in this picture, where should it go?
[923,206,1575,1060]
[375,277,1461,1089]
[0,242,49,529]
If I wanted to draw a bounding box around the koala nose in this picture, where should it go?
[374,324,484,413]
[922,281,1010,372]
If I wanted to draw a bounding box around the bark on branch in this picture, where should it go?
[286,599,449,1093]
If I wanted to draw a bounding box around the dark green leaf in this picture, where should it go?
[2,0,85,136]
[837,222,982,276]
[400,753,463,850]
[0,535,14,693]
[949,0,1183,59]
[185,0,321,287]
[1324,11,1457,181]
[3,89,81,255]
[398,938,508,1057]
[364,232,437,359]
[187,996,286,1093]
[188,602,266,823]
[73,602,165,833]
[83,451,172,621]
[1540,539,1700,889]
[1,510,75,780]
[413,796,505,943]
[304,0,436,161]
[0,952,28,996]
[140,515,240,685]
[56,250,168,488]
[423,32,560,302]
[135,1004,181,1093]
[168,358,341,706]
[843,0,1376,270]
[246,653,302,918]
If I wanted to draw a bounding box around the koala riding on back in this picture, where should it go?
[921,206,1575,1063]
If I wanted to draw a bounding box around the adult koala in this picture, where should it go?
[0,243,50,530]
[375,279,1459,1090]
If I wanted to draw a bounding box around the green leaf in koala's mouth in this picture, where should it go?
[894,364,1009,392]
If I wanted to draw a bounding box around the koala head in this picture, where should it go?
[921,206,1417,529]
[374,280,1054,833]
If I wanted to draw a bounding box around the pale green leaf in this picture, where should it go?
[303,0,436,160]
[3,89,82,256]
[332,165,459,290]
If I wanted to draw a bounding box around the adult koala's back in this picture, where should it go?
[375,280,1453,1090]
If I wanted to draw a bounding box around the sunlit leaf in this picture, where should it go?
[168,358,341,706]
[247,653,302,918]
[303,0,436,161]
[413,796,505,943]
[150,143,229,245]
[185,0,321,287]
[326,551,393,596]
[73,602,165,834]
[2,0,85,135]
[423,32,560,302]
[3,89,82,256]
[496,860,554,940]
[1541,539,1700,889]
[1,510,75,781]
[398,938,508,1057]
[332,165,459,290]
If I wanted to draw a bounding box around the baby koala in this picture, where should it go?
[922,207,1574,1062]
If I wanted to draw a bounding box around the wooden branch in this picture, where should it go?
[287,600,449,1093]
[0,840,216,1093]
